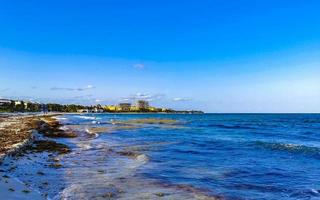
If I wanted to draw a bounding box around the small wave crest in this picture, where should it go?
[85,127,99,138]
[75,116,97,120]
[77,143,93,150]
[201,124,257,130]
[290,188,320,198]
[53,117,68,120]
[118,150,149,163]
[255,141,320,157]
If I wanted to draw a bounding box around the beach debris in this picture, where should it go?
[155,192,165,197]
[28,140,71,154]
[102,192,115,198]
[37,171,45,175]
[22,189,30,193]
[0,117,33,155]
[100,186,119,199]
[51,157,60,162]
[49,163,63,168]
[97,169,105,174]
[29,117,78,138]
[118,150,140,158]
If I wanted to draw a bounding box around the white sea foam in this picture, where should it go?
[91,120,101,124]
[310,189,319,194]
[75,116,96,120]
[136,154,149,163]
[85,127,99,138]
[53,117,67,120]
[77,143,93,150]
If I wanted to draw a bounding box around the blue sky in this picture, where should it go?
[0,0,320,112]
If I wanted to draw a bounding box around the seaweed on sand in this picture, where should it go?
[27,140,71,154]
[28,117,77,138]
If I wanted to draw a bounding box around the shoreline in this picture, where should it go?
[0,113,222,200]
[0,115,39,162]
[0,114,71,199]
[0,115,45,199]
[0,111,205,115]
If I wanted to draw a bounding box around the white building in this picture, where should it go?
[0,99,11,105]
[14,101,22,106]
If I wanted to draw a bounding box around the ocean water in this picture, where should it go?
[2,114,320,200]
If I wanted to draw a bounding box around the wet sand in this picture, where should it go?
[0,114,75,199]
[0,172,44,200]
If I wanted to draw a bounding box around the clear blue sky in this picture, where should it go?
[0,0,319,112]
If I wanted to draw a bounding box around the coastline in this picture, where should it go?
[0,114,43,199]
[0,113,222,200]
[0,114,72,199]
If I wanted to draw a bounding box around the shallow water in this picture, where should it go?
[2,114,320,199]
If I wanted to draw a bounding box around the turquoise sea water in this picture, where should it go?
[2,114,320,199]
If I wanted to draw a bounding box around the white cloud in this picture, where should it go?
[121,93,165,102]
[133,63,145,69]
[173,97,191,102]
[72,94,93,99]
[50,85,96,91]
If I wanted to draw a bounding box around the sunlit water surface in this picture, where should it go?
[2,114,320,200]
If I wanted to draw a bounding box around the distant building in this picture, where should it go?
[14,101,22,106]
[93,107,104,113]
[119,103,131,112]
[77,109,89,113]
[0,99,11,106]
[24,102,29,109]
[137,100,149,110]
[148,106,158,112]
[105,105,117,111]
[130,106,139,112]
[161,108,169,112]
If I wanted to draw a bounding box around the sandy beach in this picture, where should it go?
[0,114,43,199]
[0,114,73,200]
[0,173,44,200]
